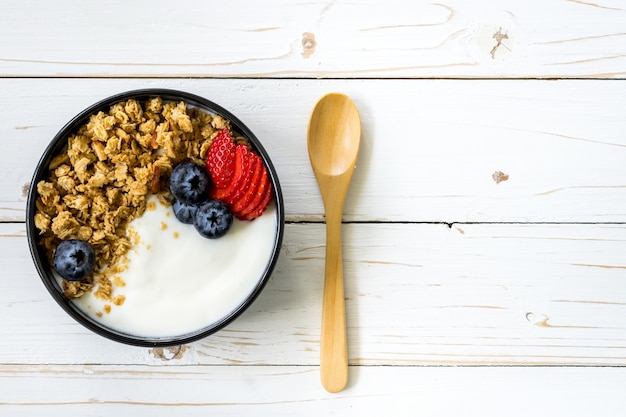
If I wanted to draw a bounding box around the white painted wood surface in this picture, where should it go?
[1,365,625,417]
[4,222,626,366]
[1,0,625,415]
[2,0,625,78]
[5,78,626,223]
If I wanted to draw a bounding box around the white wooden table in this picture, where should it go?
[2,1,626,415]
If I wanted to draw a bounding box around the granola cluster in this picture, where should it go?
[34,97,241,300]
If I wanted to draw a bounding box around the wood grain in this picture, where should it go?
[2,0,625,412]
[0,364,625,416]
[4,222,626,366]
[1,0,624,78]
[5,78,626,223]
[308,93,361,392]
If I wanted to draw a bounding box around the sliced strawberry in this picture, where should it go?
[209,183,231,201]
[209,144,253,205]
[231,153,262,215]
[238,164,269,218]
[206,129,236,189]
[241,181,272,220]
[225,144,255,205]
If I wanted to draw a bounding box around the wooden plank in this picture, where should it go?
[6,78,626,223]
[0,364,625,416]
[4,222,626,366]
[1,0,625,78]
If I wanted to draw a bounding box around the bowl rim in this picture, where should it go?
[25,88,285,347]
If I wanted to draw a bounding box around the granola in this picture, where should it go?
[34,97,246,301]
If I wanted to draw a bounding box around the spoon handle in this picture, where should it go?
[320,208,348,393]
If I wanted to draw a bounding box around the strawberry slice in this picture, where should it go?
[205,131,273,221]
[238,164,269,218]
[206,129,236,189]
[225,144,255,205]
[241,181,272,220]
[209,144,253,205]
[209,183,231,201]
[231,153,262,215]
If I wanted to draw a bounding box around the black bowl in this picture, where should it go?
[26,89,284,347]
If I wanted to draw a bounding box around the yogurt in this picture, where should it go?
[71,195,278,338]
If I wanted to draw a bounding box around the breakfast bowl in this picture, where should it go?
[26,89,284,347]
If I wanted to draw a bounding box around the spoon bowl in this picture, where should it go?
[308,96,361,176]
[307,93,361,393]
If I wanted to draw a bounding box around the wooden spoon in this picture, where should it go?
[307,93,361,393]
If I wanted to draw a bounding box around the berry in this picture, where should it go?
[169,161,209,204]
[204,131,273,221]
[206,129,236,189]
[225,144,254,204]
[172,198,198,224]
[53,239,95,281]
[231,153,262,214]
[194,199,233,239]
[241,181,272,220]
[239,167,270,219]
[209,144,253,205]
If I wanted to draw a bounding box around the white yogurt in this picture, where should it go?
[72,196,278,338]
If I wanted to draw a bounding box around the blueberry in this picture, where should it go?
[169,161,209,204]
[172,198,198,224]
[194,199,233,239]
[53,239,95,281]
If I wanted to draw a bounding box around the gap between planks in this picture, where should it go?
[1,76,626,81]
